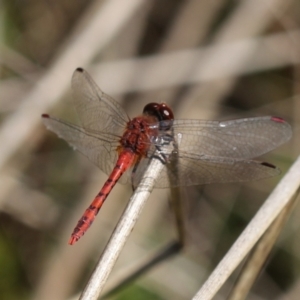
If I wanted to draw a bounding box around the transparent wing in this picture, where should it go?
[153,156,280,188]
[131,150,280,189]
[171,116,292,160]
[71,68,129,135]
[42,68,133,183]
[41,115,132,184]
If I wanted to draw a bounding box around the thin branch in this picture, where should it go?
[79,153,169,300]
[228,191,300,300]
[192,155,300,300]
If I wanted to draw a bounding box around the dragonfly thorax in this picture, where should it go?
[119,116,159,156]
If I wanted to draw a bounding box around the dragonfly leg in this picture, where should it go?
[131,157,142,191]
[152,145,170,164]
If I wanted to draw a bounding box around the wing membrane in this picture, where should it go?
[154,155,280,188]
[71,68,128,136]
[172,117,291,160]
[42,115,131,184]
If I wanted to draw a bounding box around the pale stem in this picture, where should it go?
[193,155,300,300]
[228,192,299,300]
[79,155,166,300]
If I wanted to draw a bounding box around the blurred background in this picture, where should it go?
[0,0,299,299]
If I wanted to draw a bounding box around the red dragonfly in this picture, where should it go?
[42,68,292,245]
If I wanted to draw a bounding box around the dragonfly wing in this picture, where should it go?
[153,154,280,188]
[71,68,128,135]
[42,115,131,184]
[172,117,291,160]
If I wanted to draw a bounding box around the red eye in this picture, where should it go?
[143,102,174,121]
[143,102,160,116]
[159,103,174,121]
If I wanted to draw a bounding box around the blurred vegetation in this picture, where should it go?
[0,0,299,299]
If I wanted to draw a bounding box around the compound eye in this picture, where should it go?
[143,103,160,116]
[159,103,174,121]
[143,103,174,131]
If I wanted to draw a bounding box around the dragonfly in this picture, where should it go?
[42,68,292,245]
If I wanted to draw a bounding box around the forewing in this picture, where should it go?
[71,68,128,136]
[42,115,131,184]
[172,117,292,160]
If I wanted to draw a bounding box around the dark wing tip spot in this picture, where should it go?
[76,67,84,72]
[261,162,276,169]
[41,114,49,118]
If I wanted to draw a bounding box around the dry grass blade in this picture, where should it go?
[91,29,300,96]
[227,190,300,300]
[192,155,300,300]
[79,153,168,300]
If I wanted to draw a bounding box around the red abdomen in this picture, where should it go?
[69,149,137,245]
